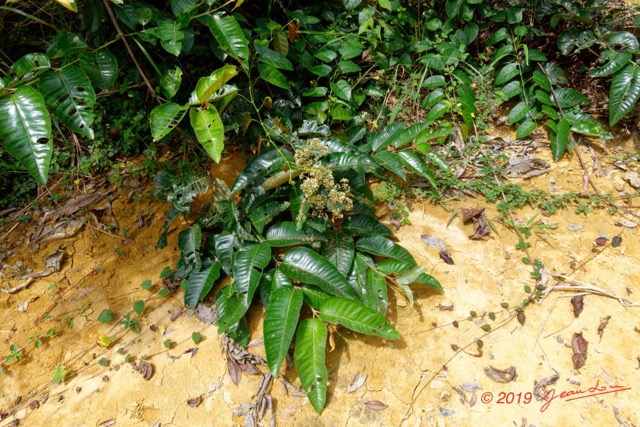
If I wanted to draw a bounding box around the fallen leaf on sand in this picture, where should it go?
[347,372,367,393]
[571,295,584,318]
[365,400,388,411]
[571,332,588,370]
[484,365,517,383]
[134,361,154,380]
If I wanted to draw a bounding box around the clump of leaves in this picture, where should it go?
[172,122,443,413]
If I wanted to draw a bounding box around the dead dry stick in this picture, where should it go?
[540,274,640,307]
[0,278,35,294]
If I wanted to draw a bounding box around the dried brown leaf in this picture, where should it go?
[597,316,611,339]
[517,311,526,326]
[365,400,388,411]
[571,332,588,370]
[484,365,517,383]
[533,373,559,401]
[570,295,584,318]
[469,392,477,407]
[347,372,367,393]
[227,358,242,385]
[439,250,455,265]
[187,396,203,407]
[461,208,484,223]
[134,361,154,380]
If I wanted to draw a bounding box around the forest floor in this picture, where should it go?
[1,129,639,427]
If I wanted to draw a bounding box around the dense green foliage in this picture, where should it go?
[2,0,639,414]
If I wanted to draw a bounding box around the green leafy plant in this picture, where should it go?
[169,121,443,413]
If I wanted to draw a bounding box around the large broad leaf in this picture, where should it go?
[192,65,238,103]
[4,53,51,87]
[280,247,356,299]
[342,214,391,237]
[397,151,437,189]
[356,235,416,266]
[494,62,519,86]
[205,13,250,69]
[392,121,432,149]
[212,232,237,276]
[589,51,632,78]
[264,286,303,376]
[189,104,224,162]
[373,150,406,180]
[0,86,52,184]
[318,297,400,340]
[176,224,202,278]
[367,122,405,152]
[411,272,443,290]
[157,20,185,56]
[265,221,325,247]
[609,64,640,126]
[184,261,221,308]
[248,201,290,233]
[46,31,87,59]
[150,103,188,141]
[233,242,271,302]
[551,87,589,108]
[38,66,95,139]
[78,50,118,90]
[507,101,529,124]
[215,285,250,333]
[321,229,355,277]
[365,267,388,314]
[160,66,183,99]
[257,63,290,89]
[231,148,293,194]
[294,319,328,414]
[552,118,570,160]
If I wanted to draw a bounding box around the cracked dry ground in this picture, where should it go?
[1,135,639,427]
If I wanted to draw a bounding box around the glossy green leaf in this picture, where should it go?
[368,122,405,152]
[411,272,443,290]
[294,318,328,414]
[212,232,237,276]
[184,261,221,308]
[0,86,52,184]
[372,151,406,180]
[205,13,250,68]
[610,64,640,126]
[376,259,412,274]
[422,88,445,108]
[258,63,290,89]
[265,221,325,247]
[150,103,188,141]
[255,44,294,71]
[532,70,550,91]
[425,101,449,124]
[302,87,328,97]
[507,101,529,124]
[215,285,250,333]
[331,79,352,102]
[605,31,639,51]
[321,229,354,277]
[494,62,518,86]
[38,66,95,139]
[422,75,446,89]
[157,20,184,56]
[176,224,202,278]
[397,150,437,189]
[343,214,391,237]
[189,104,224,162]
[392,121,431,149]
[589,51,632,78]
[78,50,118,90]
[233,242,271,301]
[46,31,87,59]
[356,235,416,266]
[365,267,388,314]
[4,53,51,87]
[564,110,611,139]
[248,201,289,233]
[193,65,237,103]
[280,247,355,298]
[515,119,537,139]
[318,297,400,340]
[231,148,293,194]
[552,87,589,108]
[264,287,303,376]
[552,118,570,160]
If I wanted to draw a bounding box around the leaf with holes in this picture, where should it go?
[280,247,355,299]
[193,65,238,103]
[294,318,328,414]
[264,286,303,376]
[151,103,188,141]
[189,104,224,162]
[589,51,632,78]
[78,50,118,90]
[38,66,95,139]
[4,53,51,87]
[0,86,52,184]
